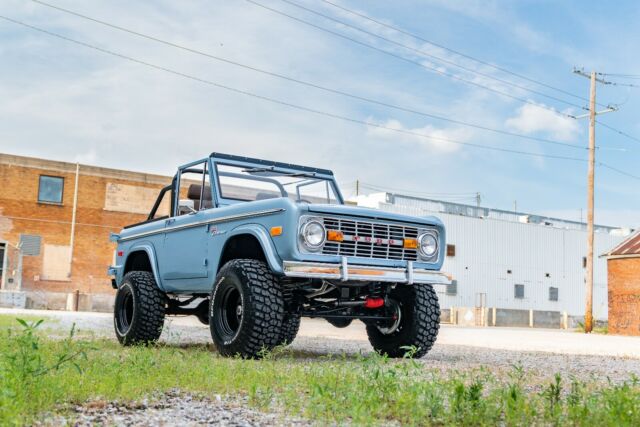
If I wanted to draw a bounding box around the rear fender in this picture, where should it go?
[123,243,165,292]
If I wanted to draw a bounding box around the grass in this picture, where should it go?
[1,315,640,426]
[575,321,609,334]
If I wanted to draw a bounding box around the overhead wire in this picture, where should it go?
[317,0,618,110]
[24,0,588,150]
[244,0,579,119]
[596,120,640,145]
[277,0,587,111]
[2,15,639,181]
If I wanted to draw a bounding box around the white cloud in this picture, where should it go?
[365,118,471,153]
[505,103,581,141]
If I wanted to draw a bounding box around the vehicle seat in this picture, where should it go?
[188,184,213,210]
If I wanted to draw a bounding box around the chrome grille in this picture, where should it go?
[322,217,419,261]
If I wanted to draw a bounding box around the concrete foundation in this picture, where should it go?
[23,291,114,312]
[446,306,576,329]
[0,291,27,308]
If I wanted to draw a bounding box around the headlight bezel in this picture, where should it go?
[417,231,439,260]
[299,217,326,251]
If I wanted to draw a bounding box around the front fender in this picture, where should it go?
[226,224,284,274]
[122,242,165,291]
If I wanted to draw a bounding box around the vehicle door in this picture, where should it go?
[158,159,213,291]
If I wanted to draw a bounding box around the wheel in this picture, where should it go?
[114,271,167,345]
[366,284,440,358]
[278,313,301,345]
[210,259,284,358]
[326,317,353,328]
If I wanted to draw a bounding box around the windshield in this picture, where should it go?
[215,163,341,205]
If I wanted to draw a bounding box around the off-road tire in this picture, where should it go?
[114,271,167,345]
[278,313,301,345]
[210,259,285,358]
[366,284,440,358]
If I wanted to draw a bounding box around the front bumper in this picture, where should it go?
[283,258,451,285]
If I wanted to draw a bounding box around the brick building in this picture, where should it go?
[0,153,171,311]
[604,232,640,335]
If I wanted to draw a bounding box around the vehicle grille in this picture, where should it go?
[322,217,419,261]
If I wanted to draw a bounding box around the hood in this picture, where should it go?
[306,204,442,227]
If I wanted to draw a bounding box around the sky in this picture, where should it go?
[0,0,639,227]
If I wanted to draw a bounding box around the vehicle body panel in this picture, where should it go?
[109,154,448,293]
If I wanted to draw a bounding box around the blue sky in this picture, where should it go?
[1,0,638,227]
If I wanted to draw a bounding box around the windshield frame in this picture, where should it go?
[210,154,344,207]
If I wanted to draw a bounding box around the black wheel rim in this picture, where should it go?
[216,282,243,340]
[116,285,134,335]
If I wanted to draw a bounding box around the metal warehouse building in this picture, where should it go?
[357,192,631,325]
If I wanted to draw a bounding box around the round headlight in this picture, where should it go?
[419,233,438,258]
[302,220,325,248]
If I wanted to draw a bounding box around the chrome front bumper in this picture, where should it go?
[283,258,451,285]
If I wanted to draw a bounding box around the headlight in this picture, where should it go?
[301,220,325,249]
[418,233,438,258]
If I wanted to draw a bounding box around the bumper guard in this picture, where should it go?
[283,257,451,285]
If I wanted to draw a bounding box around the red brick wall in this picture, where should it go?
[608,257,640,335]
[0,156,170,295]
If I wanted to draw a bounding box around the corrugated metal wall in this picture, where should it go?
[376,201,624,318]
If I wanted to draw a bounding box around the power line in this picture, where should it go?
[317,0,605,108]
[28,0,586,151]
[278,0,587,111]
[609,81,640,88]
[598,73,640,79]
[244,0,578,120]
[3,15,639,181]
[597,120,640,144]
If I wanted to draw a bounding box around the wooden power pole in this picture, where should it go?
[573,68,616,333]
[585,71,596,333]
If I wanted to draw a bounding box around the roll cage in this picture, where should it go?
[140,153,344,226]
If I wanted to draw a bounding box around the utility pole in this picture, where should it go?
[476,192,481,208]
[356,179,360,197]
[573,68,617,333]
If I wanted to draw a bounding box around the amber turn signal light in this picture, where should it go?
[270,226,283,236]
[403,238,418,249]
[327,230,344,242]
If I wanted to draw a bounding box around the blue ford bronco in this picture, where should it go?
[108,153,450,358]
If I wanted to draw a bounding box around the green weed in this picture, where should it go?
[1,315,639,426]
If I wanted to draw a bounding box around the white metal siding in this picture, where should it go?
[376,202,623,318]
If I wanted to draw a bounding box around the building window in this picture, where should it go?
[38,175,64,204]
[446,244,456,257]
[446,280,458,296]
[549,287,559,301]
[514,284,525,299]
[19,234,42,256]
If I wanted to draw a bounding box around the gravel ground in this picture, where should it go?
[4,308,640,425]
[39,391,309,427]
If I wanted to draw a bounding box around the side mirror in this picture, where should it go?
[178,199,197,215]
